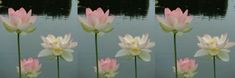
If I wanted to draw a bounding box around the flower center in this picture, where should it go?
[209,48,220,55]
[206,39,221,55]
[131,48,141,52]
[210,48,220,52]
[130,47,141,55]
[52,48,63,56]
[50,38,64,55]
[53,48,63,52]
[128,39,142,55]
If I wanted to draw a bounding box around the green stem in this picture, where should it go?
[57,56,60,78]
[17,33,22,78]
[213,56,216,78]
[95,33,100,78]
[173,32,178,78]
[134,56,138,78]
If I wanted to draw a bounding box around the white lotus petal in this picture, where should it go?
[225,42,235,48]
[38,49,53,57]
[221,49,230,53]
[61,51,73,62]
[139,51,151,62]
[217,51,229,62]
[194,49,208,57]
[115,49,129,57]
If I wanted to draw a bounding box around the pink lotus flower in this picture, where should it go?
[175,58,198,78]
[156,8,192,33]
[18,57,41,78]
[78,8,114,33]
[95,58,119,78]
[0,7,36,33]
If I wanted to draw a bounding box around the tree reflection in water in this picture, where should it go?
[0,0,72,18]
[0,0,229,19]
[77,0,149,18]
[155,0,228,19]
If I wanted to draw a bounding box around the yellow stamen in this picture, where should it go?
[52,48,63,55]
[130,48,141,55]
[131,48,141,52]
[53,48,63,52]
[209,48,220,55]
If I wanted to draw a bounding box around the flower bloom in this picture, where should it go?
[78,8,114,33]
[95,58,119,78]
[38,34,78,62]
[0,7,36,33]
[18,57,41,78]
[115,33,155,62]
[194,34,235,62]
[175,58,198,78]
[156,8,192,33]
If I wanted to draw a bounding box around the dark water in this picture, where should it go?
[0,0,235,78]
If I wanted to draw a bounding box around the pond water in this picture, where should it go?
[0,0,235,78]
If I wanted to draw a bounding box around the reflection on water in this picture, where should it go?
[0,0,72,18]
[77,0,149,18]
[155,0,228,18]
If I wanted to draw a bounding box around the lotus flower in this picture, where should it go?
[115,33,155,62]
[175,58,198,78]
[38,34,78,62]
[18,57,41,78]
[0,8,36,33]
[95,58,119,78]
[156,8,192,33]
[78,8,114,33]
[194,34,235,62]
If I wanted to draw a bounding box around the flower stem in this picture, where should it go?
[173,32,178,78]
[134,56,138,78]
[95,32,100,78]
[213,56,216,78]
[57,56,60,78]
[17,32,22,78]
